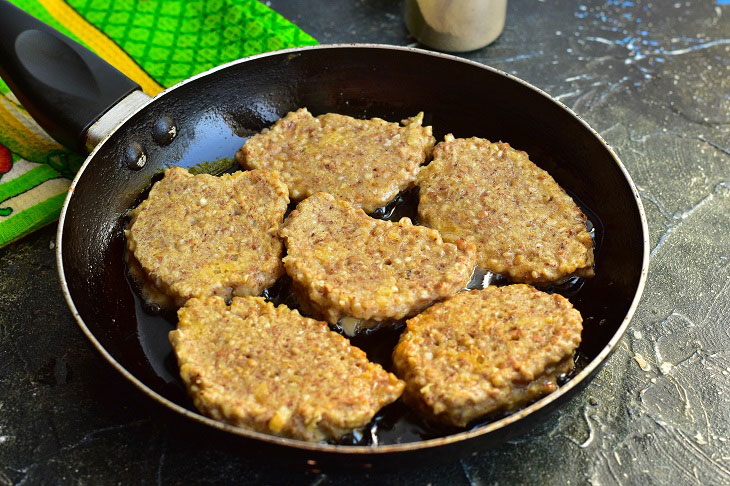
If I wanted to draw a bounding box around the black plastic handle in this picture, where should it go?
[0,0,140,152]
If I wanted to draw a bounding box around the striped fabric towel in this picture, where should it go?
[0,0,317,248]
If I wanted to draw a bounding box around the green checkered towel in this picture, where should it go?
[0,0,317,248]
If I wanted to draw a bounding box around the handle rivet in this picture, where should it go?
[152,116,177,146]
[125,142,146,170]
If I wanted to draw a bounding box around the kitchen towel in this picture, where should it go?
[0,0,317,248]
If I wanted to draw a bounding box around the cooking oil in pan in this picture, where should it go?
[125,166,603,446]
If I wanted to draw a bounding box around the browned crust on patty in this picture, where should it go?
[417,135,595,284]
[170,296,404,442]
[126,167,288,307]
[279,192,476,329]
[236,108,435,212]
[392,284,582,427]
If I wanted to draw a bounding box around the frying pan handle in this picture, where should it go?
[0,0,141,152]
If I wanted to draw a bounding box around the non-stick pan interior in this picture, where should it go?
[60,46,645,451]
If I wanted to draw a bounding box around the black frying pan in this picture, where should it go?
[0,0,649,469]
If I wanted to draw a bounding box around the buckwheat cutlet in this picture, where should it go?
[236,108,435,212]
[279,192,476,335]
[392,284,582,427]
[126,167,288,307]
[170,296,404,442]
[417,135,595,284]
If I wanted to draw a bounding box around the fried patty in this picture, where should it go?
[417,135,595,284]
[392,284,582,427]
[126,167,289,307]
[171,296,404,442]
[236,108,435,213]
[279,192,476,335]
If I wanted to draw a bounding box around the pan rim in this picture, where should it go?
[56,43,650,455]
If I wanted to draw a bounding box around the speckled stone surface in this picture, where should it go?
[1,0,729,484]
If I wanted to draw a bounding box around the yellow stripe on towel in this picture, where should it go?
[0,95,65,159]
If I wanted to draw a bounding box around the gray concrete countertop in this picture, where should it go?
[1,0,728,484]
